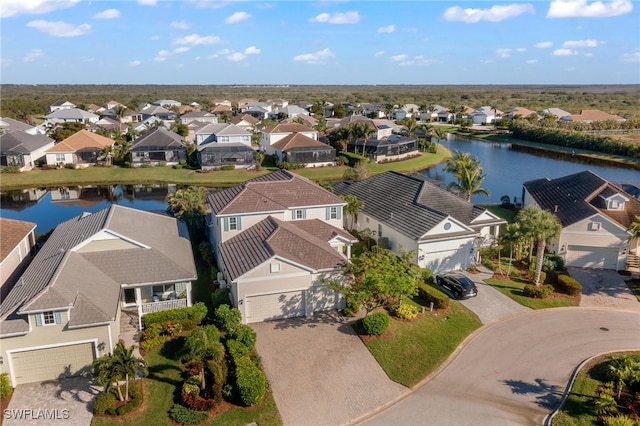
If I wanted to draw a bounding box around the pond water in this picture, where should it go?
[422,134,640,204]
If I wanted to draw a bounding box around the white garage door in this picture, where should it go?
[245,291,305,323]
[426,249,470,274]
[10,343,95,385]
[308,284,341,313]
[566,245,619,269]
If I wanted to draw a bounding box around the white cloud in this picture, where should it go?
[24,49,44,62]
[154,47,190,62]
[1,0,80,18]
[392,54,438,67]
[244,46,260,55]
[553,48,577,56]
[526,59,539,64]
[309,11,360,24]
[27,20,91,37]
[442,3,535,23]
[93,9,120,19]
[621,51,640,62]
[535,41,553,48]
[562,39,603,48]
[227,52,246,62]
[496,48,512,58]
[170,21,191,30]
[129,60,142,67]
[191,1,230,10]
[547,0,633,18]
[390,54,409,62]
[516,47,527,52]
[257,3,275,10]
[172,33,223,46]
[138,0,157,5]
[378,25,395,33]
[293,48,335,64]
[225,11,251,24]
[374,51,385,57]
[174,47,190,54]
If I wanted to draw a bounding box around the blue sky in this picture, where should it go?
[1,0,638,85]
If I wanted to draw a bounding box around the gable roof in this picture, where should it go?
[230,114,260,126]
[219,216,349,280]
[0,205,196,334]
[0,218,36,262]
[523,170,640,228]
[0,117,36,133]
[131,126,184,150]
[44,108,97,120]
[0,131,54,154]
[208,169,345,215]
[263,123,315,134]
[332,172,499,241]
[196,123,250,136]
[564,109,625,122]
[46,130,114,153]
[272,133,329,151]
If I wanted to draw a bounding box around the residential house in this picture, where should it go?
[44,108,99,127]
[334,116,400,139]
[153,99,181,108]
[140,105,178,121]
[230,114,260,132]
[541,108,571,120]
[561,110,626,123]
[504,107,538,120]
[180,111,218,125]
[523,170,640,270]
[207,170,355,323]
[0,205,197,386]
[332,171,506,273]
[89,117,129,134]
[0,218,36,300]
[195,123,254,170]
[0,131,55,171]
[281,115,319,128]
[133,116,164,134]
[269,105,309,120]
[212,99,232,108]
[85,104,102,114]
[129,127,186,166]
[346,135,418,163]
[45,130,114,167]
[360,103,385,119]
[48,100,76,113]
[260,123,318,154]
[100,107,143,124]
[469,106,503,125]
[243,105,271,120]
[209,104,232,117]
[392,104,420,120]
[271,133,336,167]
[0,118,45,135]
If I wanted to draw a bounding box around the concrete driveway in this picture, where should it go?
[251,311,407,426]
[568,267,640,310]
[3,376,99,426]
[360,308,640,426]
[454,267,530,324]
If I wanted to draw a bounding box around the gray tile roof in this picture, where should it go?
[196,123,250,136]
[0,131,54,154]
[44,108,98,120]
[332,172,497,241]
[524,170,640,228]
[130,127,185,150]
[219,216,348,281]
[208,170,345,215]
[0,117,36,133]
[0,205,196,333]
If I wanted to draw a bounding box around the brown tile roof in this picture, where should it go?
[263,123,315,134]
[231,114,259,125]
[0,218,36,262]
[289,219,357,243]
[219,216,348,280]
[272,133,327,151]
[209,104,231,113]
[567,109,625,122]
[46,129,114,153]
[208,170,345,215]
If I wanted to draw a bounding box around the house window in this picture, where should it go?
[270,262,281,273]
[229,217,238,230]
[36,310,61,326]
[590,221,601,231]
[293,209,306,220]
[330,207,338,220]
[611,200,620,209]
[55,154,65,162]
[43,311,55,325]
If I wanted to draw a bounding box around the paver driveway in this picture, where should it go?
[569,267,640,310]
[3,376,99,426]
[251,311,407,426]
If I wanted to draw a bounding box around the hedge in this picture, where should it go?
[234,356,267,406]
[142,302,207,327]
[225,323,256,349]
[213,304,242,331]
[523,284,554,299]
[93,392,116,415]
[361,312,390,335]
[556,274,583,295]
[169,404,208,425]
[0,373,12,398]
[417,282,449,309]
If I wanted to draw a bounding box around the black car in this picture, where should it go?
[435,272,478,299]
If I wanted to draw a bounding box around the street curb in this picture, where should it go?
[543,349,640,426]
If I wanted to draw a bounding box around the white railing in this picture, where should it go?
[140,298,187,315]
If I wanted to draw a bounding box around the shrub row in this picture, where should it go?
[361,312,390,335]
[169,404,208,425]
[523,284,554,299]
[417,282,449,309]
[555,274,582,295]
[143,302,207,327]
[213,304,242,331]
[226,340,267,406]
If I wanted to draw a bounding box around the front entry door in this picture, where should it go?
[123,288,136,305]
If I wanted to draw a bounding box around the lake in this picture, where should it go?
[422,134,640,204]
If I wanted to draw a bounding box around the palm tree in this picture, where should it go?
[181,326,223,391]
[629,215,640,240]
[114,105,128,123]
[443,150,490,202]
[432,127,447,143]
[516,206,561,286]
[499,223,523,277]
[341,195,364,229]
[403,117,419,137]
[360,123,375,156]
[92,352,125,401]
[166,186,211,234]
[606,356,640,399]
[112,341,147,401]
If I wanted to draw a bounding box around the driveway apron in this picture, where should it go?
[569,267,640,310]
[252,311,407,426]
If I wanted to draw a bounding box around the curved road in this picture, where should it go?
[359,308,640,426]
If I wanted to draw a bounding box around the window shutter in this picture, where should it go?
[223,217,229,232]
[303,209,307,219]
[54,311,62,324]
[237,216,242,230]
[35,314,42,327]
[337,207,342,220]
[325,207,330,221]
[292,210,296,220]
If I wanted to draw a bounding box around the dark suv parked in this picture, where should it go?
[435,272,478,299]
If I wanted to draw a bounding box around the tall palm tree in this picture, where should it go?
[629,215,640,240]
[341,195,364,229]
[432,127,447,143]
[403,117,419,137]
[114,105,128,123]
[92,352,124,401]
[112,341,147,401]
[360,123,375,156]
[443,150,490,202]
[516,206,561,286]
[166,186,210,234]
[499,223,523,277]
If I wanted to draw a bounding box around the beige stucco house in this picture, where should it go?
[45,130,114,167]
[0,218,37,300]
[0,205,196,386]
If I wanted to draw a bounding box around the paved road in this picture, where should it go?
[358,308,640,426]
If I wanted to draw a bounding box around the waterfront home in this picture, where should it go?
[0,131,55,171]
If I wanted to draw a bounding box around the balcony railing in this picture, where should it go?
[139,298,187,315]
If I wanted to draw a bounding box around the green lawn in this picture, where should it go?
[484,278,578,309]
[363,302,482,387]
[625,278,640,302]
[1,147,449,190]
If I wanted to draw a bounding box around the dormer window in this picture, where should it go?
[590,221,601,231]
[35,311,62,326]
